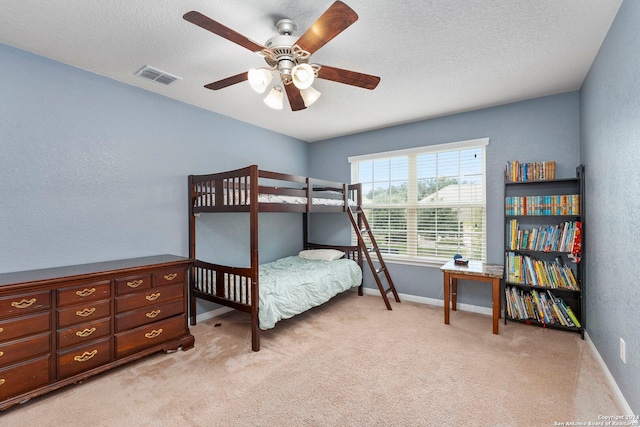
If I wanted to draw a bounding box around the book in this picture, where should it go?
[562,302,582,328]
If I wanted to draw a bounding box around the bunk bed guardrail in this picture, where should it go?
[190,165,361,213]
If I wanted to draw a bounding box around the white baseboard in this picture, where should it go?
[584,331,636,416]
[195,306,234,323]
[361,287,494,316]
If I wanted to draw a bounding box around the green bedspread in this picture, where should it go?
[259,256,362,330]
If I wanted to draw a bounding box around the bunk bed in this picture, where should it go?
[188,165,365,351]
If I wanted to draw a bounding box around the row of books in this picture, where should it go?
[505,194,580,216]
[506,220,581,253]
[505,160,556,182]
[505,287,581,328]
[505,251,579,290]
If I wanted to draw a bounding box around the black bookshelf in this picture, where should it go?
[503,165,585,338]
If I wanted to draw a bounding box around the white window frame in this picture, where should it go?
[349,138,489,268]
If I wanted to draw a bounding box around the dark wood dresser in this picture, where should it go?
[0,255,194,410]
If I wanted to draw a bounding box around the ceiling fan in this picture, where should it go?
[183,1,380,111]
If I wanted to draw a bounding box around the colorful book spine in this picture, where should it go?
[504,195,580,216]
[505,287,580,328]
[505,160,556,182]
[505,221,581,255]
[504,252,580,290]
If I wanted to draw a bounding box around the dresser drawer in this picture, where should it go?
[57,337,112,380]
[57,318,111,350]
[57,299,111,328]
[154,268,186,287]
[115,315,187,359]
[0,332,51,368]
[0,355,51,402]
[0,312,50,344]
[57,280,111,307]
[0,291,51,318]
[115,299,184,333]
[115,274,152,295]
[115,283,184,313]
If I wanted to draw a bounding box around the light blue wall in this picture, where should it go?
[0,43,309,277]
[580,0,639,414]
[309,92,580,307]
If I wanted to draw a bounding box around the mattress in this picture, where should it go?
[194,191,356,207]
[258,256,362,329]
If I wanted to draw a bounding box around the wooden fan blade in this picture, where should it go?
[283,83,307,111]
[183,11,266,53]
[316,65,380,90]
[204,72,249,90]
[295,1,358,55]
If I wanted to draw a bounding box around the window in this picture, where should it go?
[349,138,488,265]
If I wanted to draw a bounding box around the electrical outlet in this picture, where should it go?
[620,338,626,364]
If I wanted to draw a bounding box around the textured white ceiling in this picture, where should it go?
[0,0,623,142]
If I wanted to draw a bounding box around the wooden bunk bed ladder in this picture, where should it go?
[347,206,401,310]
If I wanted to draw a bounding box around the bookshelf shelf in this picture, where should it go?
[503,164,585,338]
[506,215,580,220]
[507,317,582,333]
[503,281,581,293]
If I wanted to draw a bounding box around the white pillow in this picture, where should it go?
[298,249,345,261]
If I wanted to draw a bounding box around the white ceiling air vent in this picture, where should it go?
[135,65,181,85]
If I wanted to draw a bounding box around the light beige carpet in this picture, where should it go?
[1,293,622,426]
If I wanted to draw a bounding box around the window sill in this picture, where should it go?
[368,255,449,269]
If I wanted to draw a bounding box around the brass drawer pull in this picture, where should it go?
[76,327,96,338]
[76,288,96,297]
[144,329,163,339]
[0,379,5,386]
[76,307,96,317]
[146,309,161,319]
[164,273,178,281]
[0,327,3,333]
[11,298,36,309]
[74,350,97,362]
[0,351,4,357]
[146,293,160,301]
[127,279,144,288]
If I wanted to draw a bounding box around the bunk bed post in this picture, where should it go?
[303,213,309,249]
[304,177,311,250]
[352,183,365,296]
[249,166,260,351]
[306,177,312,212]
[343,183,348,213]
[188,175,197,325]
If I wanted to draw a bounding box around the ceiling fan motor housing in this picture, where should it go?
[263,19,310,78]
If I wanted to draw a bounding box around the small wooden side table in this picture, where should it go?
[440,260,504,334]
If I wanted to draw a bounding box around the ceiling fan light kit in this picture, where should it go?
[291,63,315,89]
[300,86,322,107]
[247,68,273,93]
[264,86,284,110]
[183,1,380,112]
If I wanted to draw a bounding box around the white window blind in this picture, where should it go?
[349,138,488,265]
